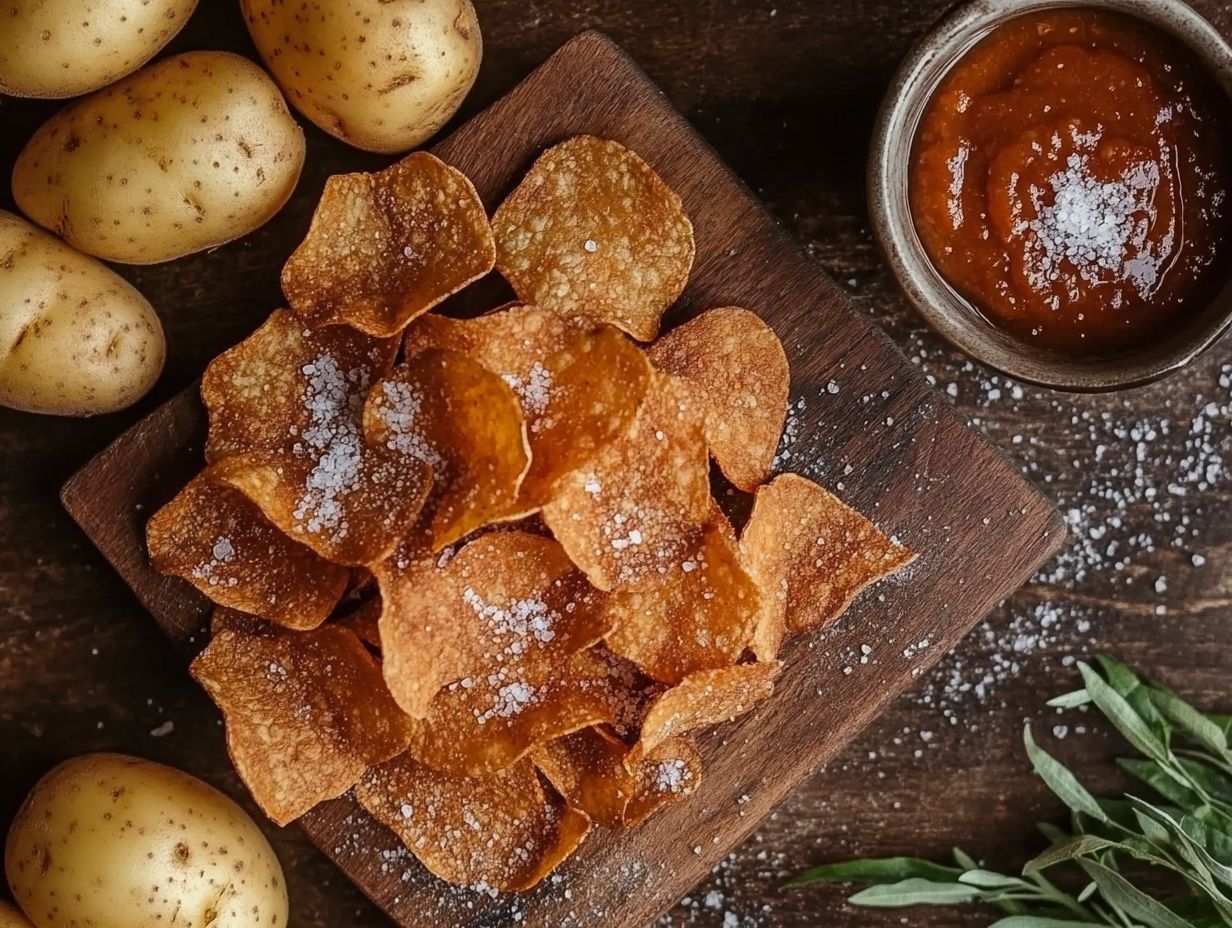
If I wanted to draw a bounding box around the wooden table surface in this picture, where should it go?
[1,3,1228,927]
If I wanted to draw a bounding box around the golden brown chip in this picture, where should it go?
[201,308,397,464]
[147,470,349,630]
[201,308,429,565]
[648,307,790,491]
[492,136,695,341]
[585,645,670,741]
[408,642,618,778]
[365,347,531,550]
[213,438,432,567]
[282,153,495,337]
[625,736,703,826]
[191,621,415,826]
[598,510,758,685]
[602,511,761,684]
[741,473,916,656]
[542,372,711,591]
[377,531,613,723]
[532,727,701,827]
[633,661,780,762]
[404,306,654,506]
[356,755,590,892]
[531,726,633,827]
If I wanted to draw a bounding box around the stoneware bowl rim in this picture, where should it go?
[868,0,1232,392]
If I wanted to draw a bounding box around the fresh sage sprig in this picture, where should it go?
[789,656,1232,928]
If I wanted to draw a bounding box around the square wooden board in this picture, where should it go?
[62,31,1065,928]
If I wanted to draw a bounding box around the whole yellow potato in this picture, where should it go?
[240,0,482,154]
[12,51,305,265]
[0,901,34,928]
[0,0,199,99]
[0,211,164,416]
[4,754,288,928]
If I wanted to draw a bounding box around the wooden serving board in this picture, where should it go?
[61,31,1065,928]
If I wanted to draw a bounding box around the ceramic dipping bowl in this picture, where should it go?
[868,0,1232,391]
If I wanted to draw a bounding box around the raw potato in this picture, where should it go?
[12,51,306,265]
[0,0,198,99]
[0,901,34,928]
[240,0,482,154]
[4,754,288,928]
[0,211,164,416]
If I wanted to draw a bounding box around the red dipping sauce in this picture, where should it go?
[910,8,1232,357]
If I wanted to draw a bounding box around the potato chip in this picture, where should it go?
[201,308,429,565]
[282,153,495,337]
[404,306,653,506]
[492,136,695,341]
[603,510,761,684]
[356,755,590,892]
[408,641,618,778]
[191,620,415,826]
[531,726,633,827]
[147,469,348,630]
[365,347,530,550]
[632,661,780,762]
[648,307,790,491]
[625,736,703,826]
[377,531,612,722]
[585,644,669,740]
[741,473,916,656]
[201,308,397,464]
[213,438,432,567]
[532,727,701,827]
[542,372,711,591]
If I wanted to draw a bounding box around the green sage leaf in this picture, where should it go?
[1077,859,1199,928]
[1024,836,1117,873]
[1080,662,1170,762]
[988,919,1100,927]
[847,878,984,907]
[1131,798,1232,889]
[1183,815,1232,869]
[953,847,979,871]
[1178,758,1232,807]
[1048,689,1093,709]
[1134,806,1179,849]
[1121,758,1205,810]
[1149,687,1231,758]
[1096,654,1142,694]
[785,856,961,887]
[1025,723,1107,822]
[959,869,1031,889]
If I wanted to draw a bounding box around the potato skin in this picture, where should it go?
[241,0,482,154]
[4,754,288,928]
[12,51,306,265]
[0,901,35,928]
[0,211,164,416]
[0,0,199,99]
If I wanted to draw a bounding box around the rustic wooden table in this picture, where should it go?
[1,2,1228,926]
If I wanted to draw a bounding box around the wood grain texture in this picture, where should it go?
[3,3,1229,927]
[60,31,1062,928]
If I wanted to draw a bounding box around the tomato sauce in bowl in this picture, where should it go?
[909,7,1232,358]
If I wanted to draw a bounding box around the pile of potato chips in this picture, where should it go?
[147,136,915,892]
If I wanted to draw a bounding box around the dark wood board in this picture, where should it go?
[60,30,1064,928]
